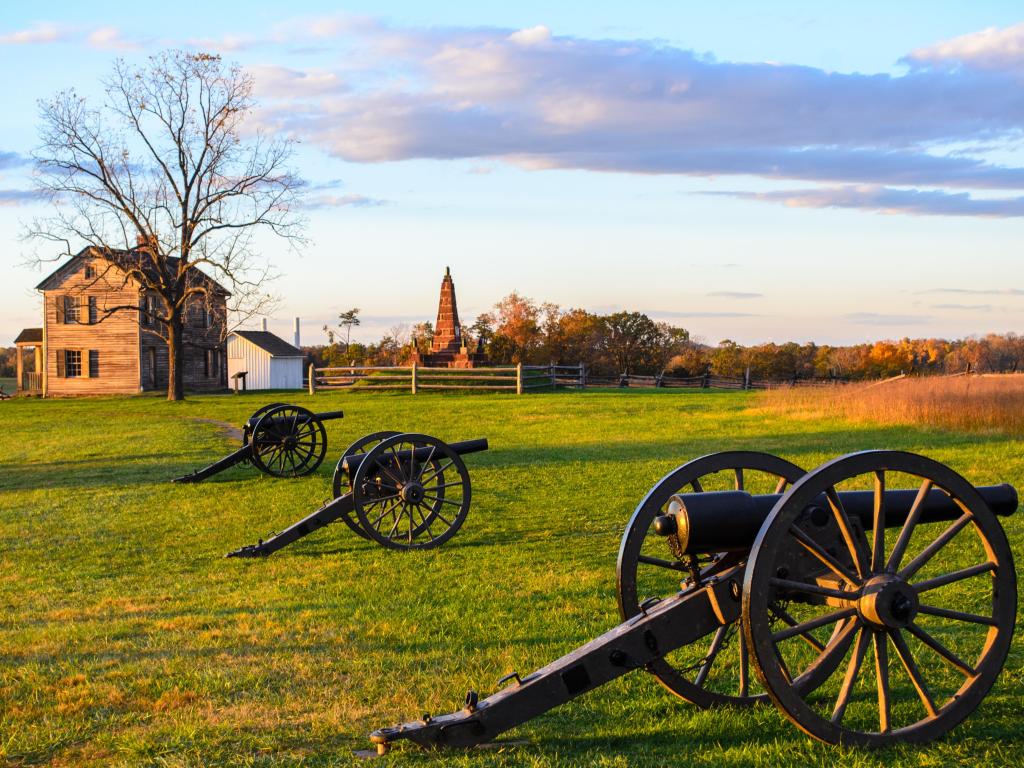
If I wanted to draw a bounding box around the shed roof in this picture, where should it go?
[231,330,304,357]
[15,327,43,345]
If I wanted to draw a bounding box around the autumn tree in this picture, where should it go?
[27,50,304,400]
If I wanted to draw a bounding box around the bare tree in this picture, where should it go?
[25,50,305,400]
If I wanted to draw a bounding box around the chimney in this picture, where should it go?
[261,318,268,332]
[293,317,301,348]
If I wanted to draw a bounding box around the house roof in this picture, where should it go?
[35,247,230,295]
[232,330,304,357]
[15,328,43,345]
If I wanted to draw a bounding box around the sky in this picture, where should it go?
[1,1,1023,347]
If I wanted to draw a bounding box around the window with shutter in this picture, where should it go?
[55,348,66,377]
[88,297,98,324]
[64,350,82,377]
[88,350,99,378]
[55,295,65,324]
[64,296,80,324]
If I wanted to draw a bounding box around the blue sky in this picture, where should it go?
[2,1,1023,346]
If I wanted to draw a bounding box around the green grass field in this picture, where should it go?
[1,390,1022,767]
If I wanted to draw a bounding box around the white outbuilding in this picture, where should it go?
[227,330,305,390]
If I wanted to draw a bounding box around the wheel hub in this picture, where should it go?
[401,482,425,504]
[858,575,919,629]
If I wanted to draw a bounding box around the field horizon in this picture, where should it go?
[2,388,1022,767]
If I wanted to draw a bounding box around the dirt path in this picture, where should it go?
[192,417,243,442]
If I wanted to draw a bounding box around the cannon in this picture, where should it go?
[370,450,1017,751]
[226,432,489,555]
[171,403,344,483]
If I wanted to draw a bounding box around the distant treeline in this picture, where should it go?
[305,291,1024,381]
[4,294,1021,384]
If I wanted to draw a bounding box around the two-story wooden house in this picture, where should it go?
[18,247,229,396]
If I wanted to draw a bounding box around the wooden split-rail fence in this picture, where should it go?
[306,363,850,395]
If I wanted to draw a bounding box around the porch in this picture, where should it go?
[14,328,43,395]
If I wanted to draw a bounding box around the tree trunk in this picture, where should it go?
[167,315,185,401]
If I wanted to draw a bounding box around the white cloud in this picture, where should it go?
[0,23,63,45]
[251,21,1024,202]
[712,185,1024,217]
[905,22,1024,71]
[85,26,140,51]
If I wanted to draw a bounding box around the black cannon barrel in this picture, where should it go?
[659,484,1017,555]
[341,438,489,476]
[313,410,345,421]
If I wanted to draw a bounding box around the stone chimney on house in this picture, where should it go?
[293,317,301,347]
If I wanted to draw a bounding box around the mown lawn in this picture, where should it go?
[1,389,1022,767]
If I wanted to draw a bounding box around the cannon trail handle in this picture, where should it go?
[226,493,356,557]
[342,437,489,476]
[171,444,253,484]
[370,568,744,752]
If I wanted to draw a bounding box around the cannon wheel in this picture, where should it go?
[743,450,1016,746]
[333,431,402,539]
[242,402,287,447]
[250,404,329,478]
[352,433,470,550]
[618,451,812,708]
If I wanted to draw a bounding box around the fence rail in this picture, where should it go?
[306,362,853,395]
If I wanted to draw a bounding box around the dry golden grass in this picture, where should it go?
[760,374,1024,436]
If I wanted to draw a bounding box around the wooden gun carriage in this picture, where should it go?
[227,431,489,555]
[370,450,1017,751]
[172,403,344,482]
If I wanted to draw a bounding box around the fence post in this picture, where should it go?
[308,363,316,395]
[550,363,556,389]
[579,362,585,389]
[411,361,418,395]
[516,362,523,395]
[744,366,751,390]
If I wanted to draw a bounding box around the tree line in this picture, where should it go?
[303,292,1024,380]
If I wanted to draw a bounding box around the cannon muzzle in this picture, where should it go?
[657,483,1018,555]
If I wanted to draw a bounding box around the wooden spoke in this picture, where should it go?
[414,445,437,482]
[890,629,938,717]
[906,622,976,676]
[689,478,704,493]
[874,630,891,733]
[899,512,972,581]
[770,576,859,602]
[885,478,933,573]
[789,525,861,587]
[914,562,996,594]
[419,459,455,486]
[826,486,868,578]
[694,625,729,688]
[734,468,744,491]
[637,554,690,572]
[832,625,871,724]
[772,607,857,643]
[871,471,886,572]
[770,603,826,652]
[774,477,788,494]
[917,604,998,626]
